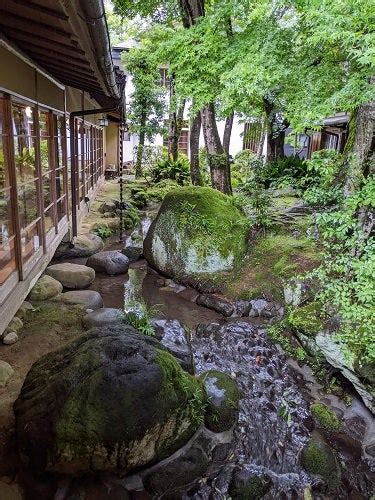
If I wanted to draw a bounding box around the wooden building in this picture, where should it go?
[0,0,125,334]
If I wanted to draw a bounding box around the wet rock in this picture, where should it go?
[300,435,341,490]
[65,476,131,500]
[14,325,206,475]
[143,187,248,283]
[141,426,233,497]
[5,316,23,333]
[61,290,103,311]
[0,360,14,387]
[152,319,194,373]
[3,332,18,345]
[196,294,234,317]
[315,332,375,413]
[196,323,222,341]
[364,441,375,458]
[235,300,252,317]
[122,245,143,262]
[310,403,342,431]
[86,251,129,275]
[201,370,239,433]
[229,468,272,499]
[83,308,123,328]
[45,263,95,289]
[99,200,117,214]
[54,234,104,259]
[344,415,367,442]
[248,298,268,317]
[15,301,34,319]
[29,275,63,301]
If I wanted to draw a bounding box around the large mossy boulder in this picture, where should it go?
[143,187,249,284]
[14,325,206,475]
[300,435,341,490]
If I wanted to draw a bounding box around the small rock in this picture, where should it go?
[61,290,103,311]
[122,245,143,262]
[83,308,124,328]
[99,200,116,214]
[249,298,268,317]
[344,415,367,442]
[284,278,310,307]
[45,263,95,289]
[54,233,104,259]
[0,361,14,387]
[229,468,272,499]
[3,332,18,345]
[15,301,34,319]
[196,294,234,317]
[235,300,252,317]
[86,251,129,276]
[365,441,375,458]
[152,319,194,373]
[29,275,63,301]
[5,316,23,333]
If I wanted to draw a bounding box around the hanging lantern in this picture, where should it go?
[98,117,109,127]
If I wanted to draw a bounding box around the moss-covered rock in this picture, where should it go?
[29,274,63,301]
[201,370,239,433]
[300,436,341,490]
[288,302,325,337]
[229,469,272,499]
[310,403,342,431]
[143,187,249,283]
[14,325,206,475]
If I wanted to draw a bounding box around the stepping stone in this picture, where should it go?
[0,361,14,387]
[54,234,104,259]
[29,275,63,301]
[45,263,95,289]
[83,308,123,328]
[61,290,103,311]
[3,332,18,345]
[196,294,234,317]
[86,251,129,275]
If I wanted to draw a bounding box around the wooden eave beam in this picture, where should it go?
[15,42,93,71]
[1,27,86,56]
[0,9,72,38]
[11,0,69,21]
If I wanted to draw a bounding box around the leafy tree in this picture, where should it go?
[124,44,166,177]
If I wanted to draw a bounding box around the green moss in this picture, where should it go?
[227,230,319,300]
[301,438,341,489]
[230,474,272,499]
[267,321,307,362]
[24,302,85,337]
[271,196,300,210]
[200,370,239,432]
[145,179,181,202]
[163,186,249,260]
[156,349,206,425]
[310,403,342,431]
[288,302,325,337]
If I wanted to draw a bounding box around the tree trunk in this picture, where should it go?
[201,103,232,194]
[263,97,288,163]
[223,111,234,157]
[190,109,203,185]
[168,99,186,161]
[344,98,375,195]
[135,114,146,177]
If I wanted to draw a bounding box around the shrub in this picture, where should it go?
[150,155,190,185]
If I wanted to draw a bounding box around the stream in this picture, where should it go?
[87,258,375,498]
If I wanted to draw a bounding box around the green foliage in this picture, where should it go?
[288,302,325,338]
[310,403,342,431]
[150,155,190,185]
[123,301,160,336]
[93,225,113,240]
[306,176,375,363]
[267,321,307,362]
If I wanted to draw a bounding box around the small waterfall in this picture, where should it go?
[123,268,147,316]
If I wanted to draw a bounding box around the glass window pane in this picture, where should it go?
[0,187,14,238]
[0,135,10,191]
[44,205,55,234]
[0,237,17,285]
[18,181,39,228]
[55,167,65,199]
[40,138,52,174]
[21,221,41,264]
[42,173,53,208]
[39,111,49,137]
[57,196,67,221]
[14,136,36,183]
[12,103,35,136]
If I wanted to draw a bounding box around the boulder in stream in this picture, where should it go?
[152,319,194,373]
[61,290,103,311]
[54,234,104,259]
[82,308,124,328]
[300,435,341,490]
[14,325,206,475]
[201,370,239,432]
[143,187,249,285]
[45,263,95,289]
[196,294,234,317]
[229,468,272,500]
[86,251,129,275]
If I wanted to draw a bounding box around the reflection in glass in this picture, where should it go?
[0,188,14,240]
[12,104,35,136]
[0,237,16,285]
[42,174,53,208]
[18,181,38,228]
[20,221,41,264]
[14,136,36,184]
[44,205,54,234]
